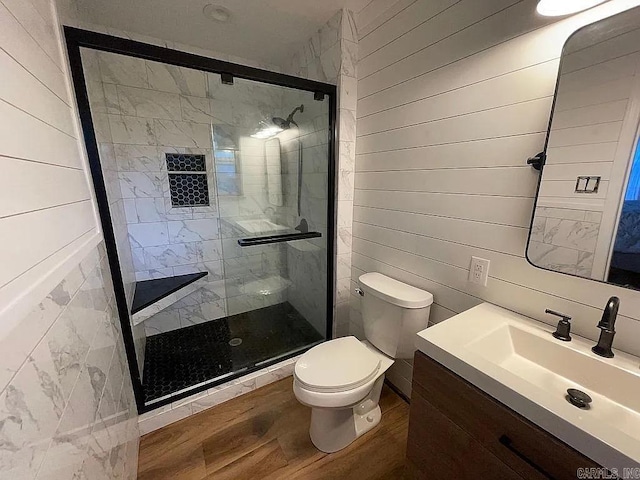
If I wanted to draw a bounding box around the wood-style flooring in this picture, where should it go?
[137,377,410,479]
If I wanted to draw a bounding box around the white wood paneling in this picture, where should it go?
[0,100,83,168]
[0,0,98,337]
[356,134,547,171]
[358,0,551,96]
[356,98,552,155]
[0,157,90,218]
[357,3,639,117]
[1,0,63,68]
[358,0,454,58]
[352,0,640,396]
[355,0,408,36]
[356,166,538,197]
[552,99,629,129]
[0,201,95,288]
[0,2,68,101]
[354,189,534,227]
[357,60,558,136]
[0,49,75,135]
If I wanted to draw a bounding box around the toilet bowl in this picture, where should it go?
[293,272,433,453]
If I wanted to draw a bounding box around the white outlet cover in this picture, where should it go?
[469,257,490,286]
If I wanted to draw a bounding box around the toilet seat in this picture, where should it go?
[295,336,381,393]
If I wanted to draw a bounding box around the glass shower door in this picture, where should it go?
[209,74,329,365]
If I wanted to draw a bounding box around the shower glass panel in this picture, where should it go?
[78,46,331,409]
[210,75,328,364]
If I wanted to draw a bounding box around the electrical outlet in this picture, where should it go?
[469,257,490,286]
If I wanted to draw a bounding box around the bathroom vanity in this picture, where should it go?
[407,303,640,479]
[406,352,598,479]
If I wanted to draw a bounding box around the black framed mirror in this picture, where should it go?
[527,6,640,291]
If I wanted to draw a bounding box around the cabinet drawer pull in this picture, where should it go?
[499,435,557,480]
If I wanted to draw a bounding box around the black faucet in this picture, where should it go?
[545,309,572,341]
[591,296,620,358]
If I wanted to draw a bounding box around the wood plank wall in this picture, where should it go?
[350,0,640,396]
[0,0,98,333]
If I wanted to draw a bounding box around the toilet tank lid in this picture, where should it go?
[359,273,433,309]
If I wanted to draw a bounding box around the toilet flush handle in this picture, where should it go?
[355,287,364,297]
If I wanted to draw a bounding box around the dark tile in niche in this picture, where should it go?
[168,173,209,207]
[165,153,206,172]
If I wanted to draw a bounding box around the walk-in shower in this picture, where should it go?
[65,28,335,412]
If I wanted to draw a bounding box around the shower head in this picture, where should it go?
[272,104,304,130]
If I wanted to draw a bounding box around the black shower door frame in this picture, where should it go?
[64,27,337,413]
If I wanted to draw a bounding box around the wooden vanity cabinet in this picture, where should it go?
[406,351,601,480]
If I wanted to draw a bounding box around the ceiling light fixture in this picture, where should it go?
[536,0,607,16]
[203,4,231,23]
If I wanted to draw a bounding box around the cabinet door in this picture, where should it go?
[409,352,601,480]
[407,392,523,480]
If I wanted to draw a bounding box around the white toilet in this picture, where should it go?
[293,272,433,453]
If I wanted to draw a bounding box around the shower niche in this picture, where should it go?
[68,29,335,411]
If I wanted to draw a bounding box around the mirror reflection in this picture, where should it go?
[528,6,640,290]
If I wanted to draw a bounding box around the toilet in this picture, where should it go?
[293,272,433,453]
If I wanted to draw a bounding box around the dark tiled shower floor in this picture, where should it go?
[142,302,323,403]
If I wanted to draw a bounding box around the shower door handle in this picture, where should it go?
[238,231,321,247]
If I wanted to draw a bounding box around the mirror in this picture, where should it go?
[528,6,640,290]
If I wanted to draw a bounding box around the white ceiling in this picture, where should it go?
[75,0,351,67]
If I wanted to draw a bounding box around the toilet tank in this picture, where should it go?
[358,273,433,359]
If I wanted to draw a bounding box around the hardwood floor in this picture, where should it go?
[137,377,410,480]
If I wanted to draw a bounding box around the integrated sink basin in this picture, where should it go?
[416,303,640,472]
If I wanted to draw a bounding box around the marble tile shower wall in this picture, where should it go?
[530,206,602,277]
[285,9,358,337]
[206,79,295,319]
[84,51,230,337]
[0,243,139,479]
[84,50,298,335]
[279,96,331,335]
[82,48,147,376]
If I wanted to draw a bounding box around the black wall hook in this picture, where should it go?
[527,152,545,171]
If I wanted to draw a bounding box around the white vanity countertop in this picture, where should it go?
[416,303,640,473]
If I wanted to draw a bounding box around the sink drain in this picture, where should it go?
[566,388,592,409]
[228,338,242,347]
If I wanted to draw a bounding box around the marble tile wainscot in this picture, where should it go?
[0,243,139,479]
